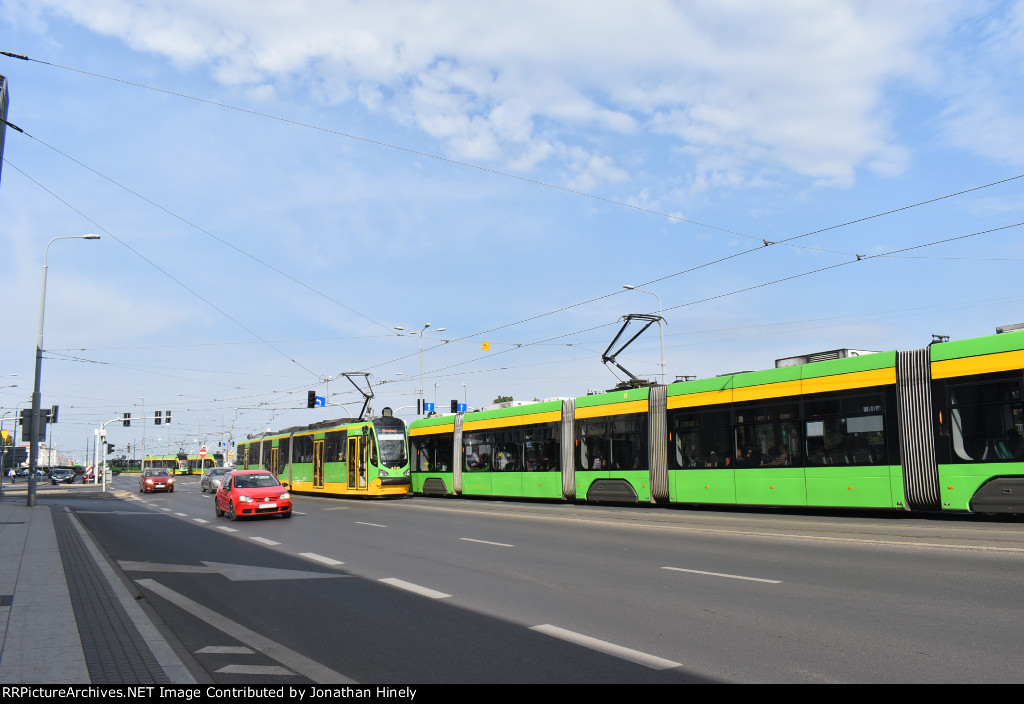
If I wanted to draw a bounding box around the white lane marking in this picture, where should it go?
[322,507,348,511]
[459,537,514,547]
[174,512,188,517]
[251,537,280,546]
[161,507,172,512]
[217,664,295,676]
[379,578,451,599]
[294,512,307,515]
[661,566,782,584]
[135,578,355,684]
[195,646,254,654]
[355,521,387,528]
[300,553,344,566]
[193,519,210,524]
[217,526,239,533]
[530,624,682,671]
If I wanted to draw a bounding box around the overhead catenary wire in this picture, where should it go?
[3,159,323,380]
[407,220,1024,380]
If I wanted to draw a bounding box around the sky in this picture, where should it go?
[1,0,1023,464]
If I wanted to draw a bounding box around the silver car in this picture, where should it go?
[200,466,229,493]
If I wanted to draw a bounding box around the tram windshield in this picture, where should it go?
[373,417,408,467]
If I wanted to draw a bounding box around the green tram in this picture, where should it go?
[409,328,1024,514]
[142,452,222,475]
[142,454,186,474]
[236,409,410,497]
[186,453,222,474]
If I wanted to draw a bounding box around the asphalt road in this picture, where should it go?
[57,474,1024,683]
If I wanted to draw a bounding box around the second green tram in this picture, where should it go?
[236,409,410,497]
[409,328,1024,514]
[143,452,222,475]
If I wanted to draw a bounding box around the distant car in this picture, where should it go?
[200,466,229,493]
[139,468,175,493]
[50,468,75,484]
[215,470,291,521]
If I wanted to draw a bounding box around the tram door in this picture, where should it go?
[271,446,279,477]
[313,440,324,488]
[347,437,367,490]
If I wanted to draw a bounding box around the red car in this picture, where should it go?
[139,468,175,493]
[215,470,292,520]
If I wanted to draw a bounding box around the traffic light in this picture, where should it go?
[106,443,115,455]
[308,390,316,408]
[123,413,131,427]
[50,405,59,424]
[165,410,171,425]
[451,399,458,413]
[155,410,162,425]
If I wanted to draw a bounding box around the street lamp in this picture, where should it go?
[623,284,666,385]
[395,324,446,415]
[28,234,100,506]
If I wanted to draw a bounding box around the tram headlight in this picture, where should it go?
[403,469,410,477]
[378,468,389,478]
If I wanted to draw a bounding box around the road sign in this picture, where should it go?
[199,447,207,459]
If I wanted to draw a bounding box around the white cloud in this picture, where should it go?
[936,0,1024,167]
[19,0,998,190]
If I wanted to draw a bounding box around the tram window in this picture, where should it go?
[411,435,453,472]
[293,435,313,463]
[576,414,647,471]
[524,426,559,471]
[947,376,1024,462]
[464,432,494,471]
[261,440,272,470]
[325,431,346,462]
[493,437,520,470]
[804,392,885,465]
[734,403,801,468]
[668,409,731,469]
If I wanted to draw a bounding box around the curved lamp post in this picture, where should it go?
[395,324,446,415]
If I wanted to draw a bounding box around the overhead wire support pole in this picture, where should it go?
[27,235,100,506]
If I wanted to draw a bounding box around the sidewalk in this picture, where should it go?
[0,480,196,684]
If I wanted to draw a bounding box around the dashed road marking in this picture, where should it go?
[661,566,781,584]
[531,624,682,670]
[379,578,450,599]
[460,537,514,547]
[300,553,344,566]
